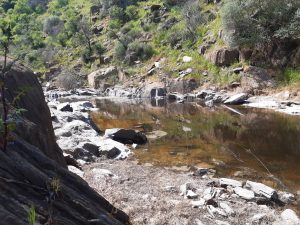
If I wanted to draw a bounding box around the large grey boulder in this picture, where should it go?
[5,62,66,167]
[88,66,119,89]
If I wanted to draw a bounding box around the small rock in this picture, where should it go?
[195,219,206,225]
[191,199,205,208]
[245,180,276,199]
[203,187,212,195]
[229,82,241,88]
[146,130,168,140]
[233,187,255,200]
[219,202,234,216]
[206,199,218,208]
[281,209,300,223]
[251,213,267,223]
[205,100,214,107]
[91,168,115,178]
[186,190,198,199]
[82,142,100,156]
[105,128,148,145]
[183,56,192,63]
[164,186,177,192]
[278,191,296,204]
[193,168,216,178]
[232,67,243,73]
[207,205,227,217]
[219,178,242,188]
[224,93,248,105]
[68,166,84,177]
[185,68,193,74]
[105,147,121,159]
[58,103,73,112]
[215,220,230,225]
[180,182,193,195]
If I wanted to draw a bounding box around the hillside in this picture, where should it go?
[1,0,300,90]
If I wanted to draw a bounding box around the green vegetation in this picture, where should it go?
[28,206,36,225]
[281,68,300,85]
[0,0,299,87]
[221,0,300,47]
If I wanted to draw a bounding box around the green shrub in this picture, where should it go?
[81,48,92,63]
[43,16,63,36]
[94,42,106,56]
[125,5,138,20]
[114,41,126,60]
[109,19,122,30]
[109,6,125,21]
[281,68,300,84]
[127,41,154,61]
[221,0,300,47]
[182,0,204,38]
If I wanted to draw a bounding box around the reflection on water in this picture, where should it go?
[91,98,300,193]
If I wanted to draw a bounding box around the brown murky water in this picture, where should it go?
[91,98,300,195]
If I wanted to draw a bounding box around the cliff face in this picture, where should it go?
[5,63,66,166]
[0,63,129,225]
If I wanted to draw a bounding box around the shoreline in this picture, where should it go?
[46,89,300,224]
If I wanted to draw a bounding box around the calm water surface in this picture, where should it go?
[91,98,300,195]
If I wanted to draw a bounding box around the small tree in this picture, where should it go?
[78,16,93,62]
[0,20,13,151]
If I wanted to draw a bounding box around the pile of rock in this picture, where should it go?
[45,88,99,100]
[179,177,299,224]
[49,100,133,170]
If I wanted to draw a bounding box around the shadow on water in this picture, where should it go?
[91,98,300,194]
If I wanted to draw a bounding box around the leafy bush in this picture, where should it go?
[163,0,187,6]
[127,41,154,61]
[221,0,300,47]
[114,41,126,60]
[109,19,122,30]
[125,5,138,20]
[109,6,125,21]
[182,0,203,31]
[43,16,63,36]
[81,48,92,63]
[94,42,106,57]
[281,68,300,84]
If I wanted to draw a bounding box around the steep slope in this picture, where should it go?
[0,63,130,224]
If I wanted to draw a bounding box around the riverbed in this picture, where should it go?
[90,98,300,194]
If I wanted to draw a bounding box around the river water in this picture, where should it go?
[91,98,300,195]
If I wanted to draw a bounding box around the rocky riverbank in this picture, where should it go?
[46,90,300,225]
[84,159,300,225]
[46,85,300,116]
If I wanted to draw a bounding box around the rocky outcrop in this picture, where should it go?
[0,63,129,224]
[240,66,276,94]
[205,48,239,66]
[240,41,300,68]
[88,66,120,90]
[167,79,198,94]
[5,63,66,166]
[0,138,129,225]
